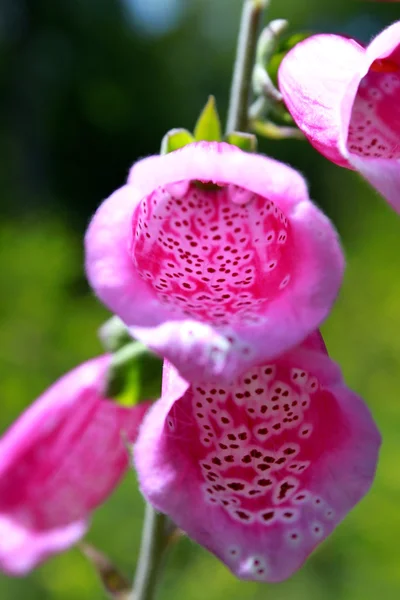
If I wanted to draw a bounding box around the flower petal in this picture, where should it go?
[85,186,170,328]
[128,141,309,212]
[301,330,328,354]
[344,22,400,212]
[279,24,400,214]
[86,143,344,382]
[134,340,380,582]
[0,356,149,575]
[278,35,365,167]
[365,21,400,64]
[347,155,400,212]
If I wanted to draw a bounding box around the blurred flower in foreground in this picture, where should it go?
[0,356,149,575]
[279,22,400,213]
[85,142,344,384]
[134,332,381,582]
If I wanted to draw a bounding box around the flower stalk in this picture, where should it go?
[130,505,168,600]
[225,0,269,133]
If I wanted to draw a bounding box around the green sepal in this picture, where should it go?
[104,342,162,406]
[225,131,257,153]
[99,316,133,353]
[160,128,195,155]
[194,96,222,142]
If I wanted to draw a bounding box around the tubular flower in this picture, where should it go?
[85,142,344,383]
[278,22,400,213]
[0,356,149,575]
[134,332,381,583]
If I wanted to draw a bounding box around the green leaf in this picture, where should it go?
[225,131,257,153]
[193,96,222,142]
[160,128,194,154]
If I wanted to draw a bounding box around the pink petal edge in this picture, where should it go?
[278,34,365,167]
[128,142,310,213]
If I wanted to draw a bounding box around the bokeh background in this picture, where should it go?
[1,0,400,598]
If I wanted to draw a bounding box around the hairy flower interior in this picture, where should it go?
[132,181,295,327]
[347,55,400,159]
[166,358,346,575]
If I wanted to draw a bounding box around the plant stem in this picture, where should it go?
[130,504,168,600]
[225,0,269,134]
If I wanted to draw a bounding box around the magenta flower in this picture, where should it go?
[278,22,400,213]
[0,356,149,575]
[134,332,380,582]
[85,142,344,383]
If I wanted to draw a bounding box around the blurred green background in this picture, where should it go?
[1,0,400,598]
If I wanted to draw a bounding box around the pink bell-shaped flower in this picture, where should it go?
[134,332,380,582]
[0,356,149,575]
[279,21,400,213]
[86,142,344,383]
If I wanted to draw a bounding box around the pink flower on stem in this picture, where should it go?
[85,142,344,383]
[134,332,381,583]
[0,356,149,575]
[278,22,400,213]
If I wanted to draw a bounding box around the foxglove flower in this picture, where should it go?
[278,22,400,213]
[0,356,149,575]
[86,142,344,383]
[134,332,380,582]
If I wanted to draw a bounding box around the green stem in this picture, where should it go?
[130,504,168,600]
[225,0,269,134]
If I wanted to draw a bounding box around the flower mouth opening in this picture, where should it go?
[347,54,400,160]
[132,180,296,328]
[164,357,345,569]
